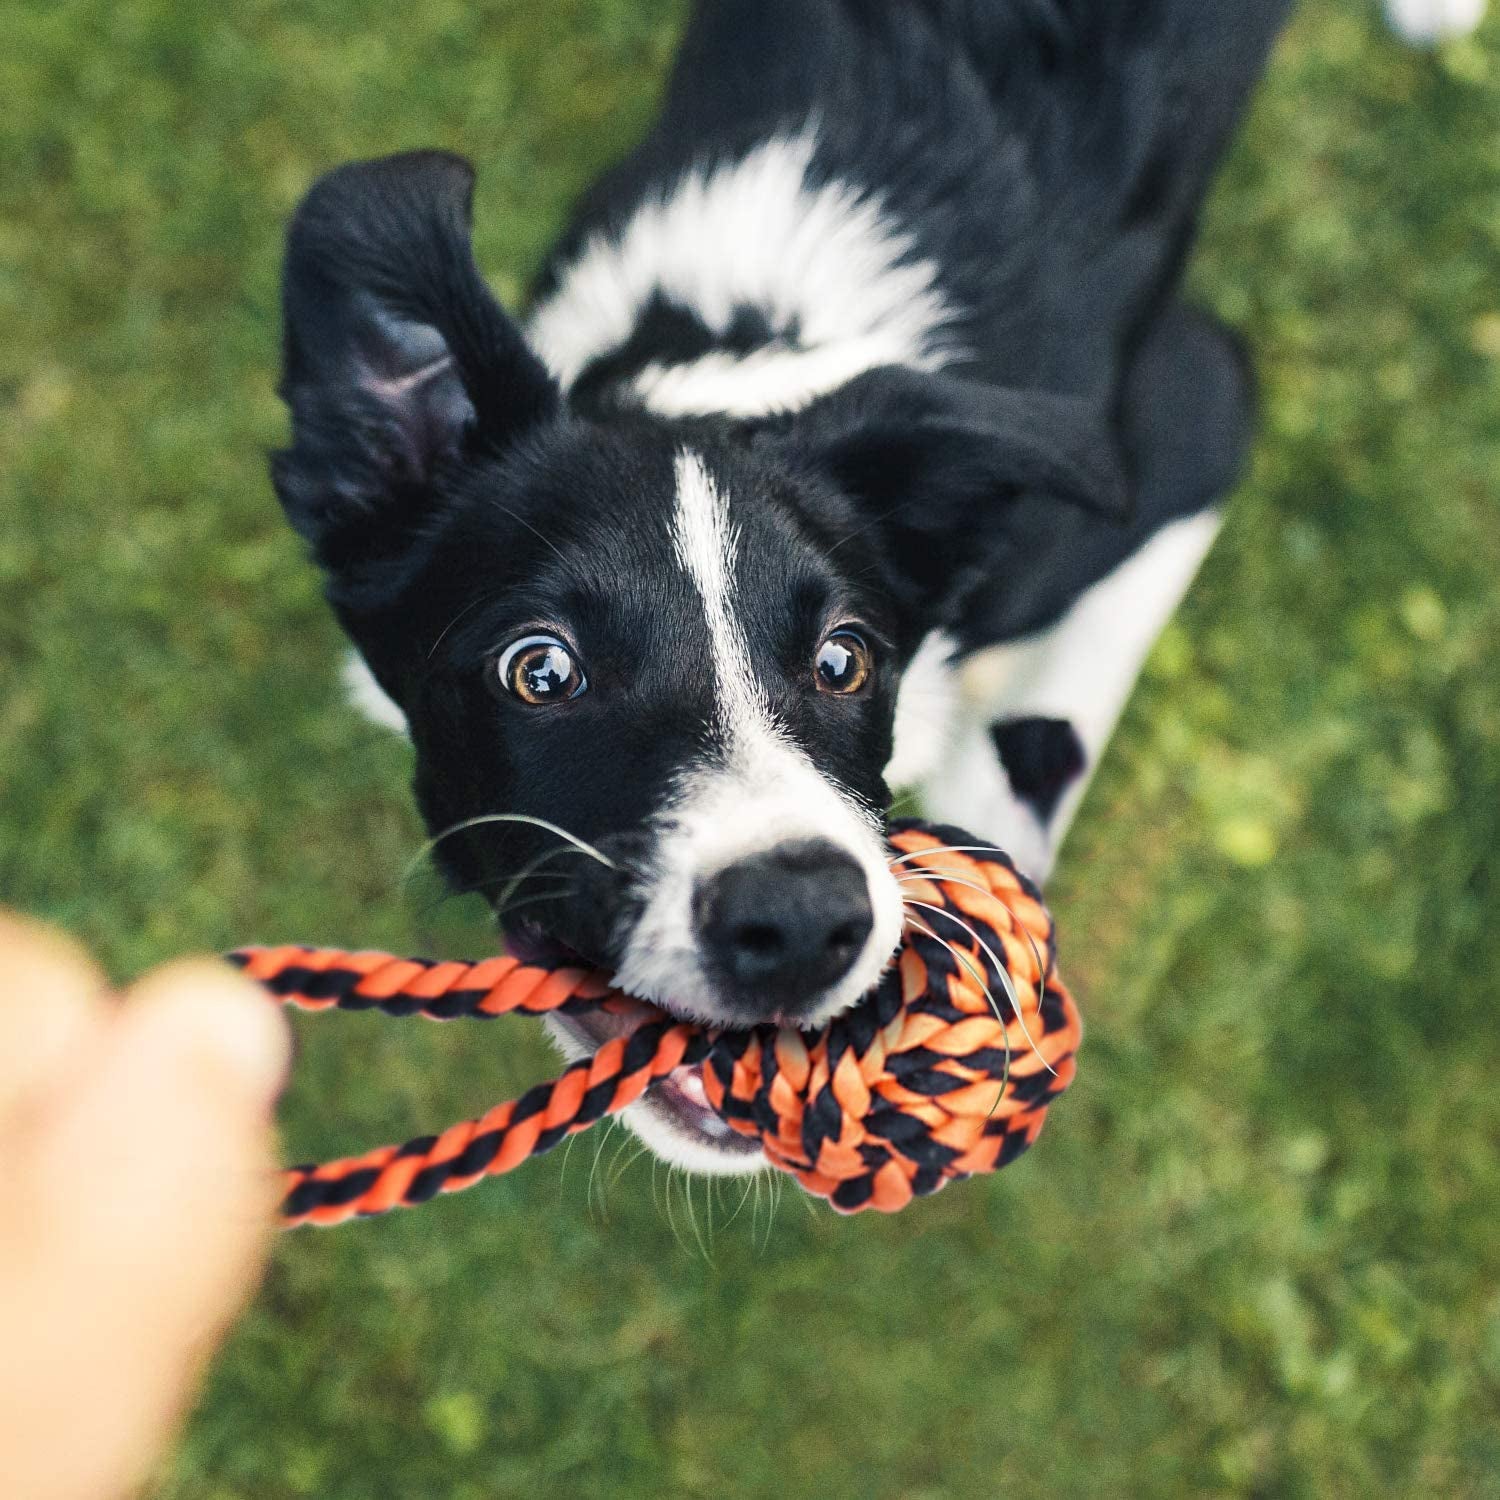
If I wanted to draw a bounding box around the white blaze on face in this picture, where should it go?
[610,450,905,1026]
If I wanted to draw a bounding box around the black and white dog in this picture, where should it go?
[272,1,1295,1174]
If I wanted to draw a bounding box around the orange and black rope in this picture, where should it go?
[233,821,1082,1227]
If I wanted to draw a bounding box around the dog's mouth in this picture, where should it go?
[508,922,767,1173]
[543,1004,767,1173]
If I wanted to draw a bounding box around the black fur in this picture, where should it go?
[272,0,1289,987]
[990,716,1087,825]
[542,0,1286,638]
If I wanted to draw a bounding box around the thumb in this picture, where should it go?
[3,961,289,1500]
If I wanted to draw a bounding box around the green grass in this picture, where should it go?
[3,1,1498,1494]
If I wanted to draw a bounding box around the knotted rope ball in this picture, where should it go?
[233,820,1081,1228]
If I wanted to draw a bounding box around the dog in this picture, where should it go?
[271,1,1293,1175]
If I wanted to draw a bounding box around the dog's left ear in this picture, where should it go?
[790,367,1127,627]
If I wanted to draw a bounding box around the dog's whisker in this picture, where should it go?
[904,897,1035,1060]
[663,1166,692,1255]
[405,870,570,925]
[398,849,588,923]
[452,857,586,895]
[793,1174,817,1220]
[903,913,1012,1111]
[1018,920,1051,992]
[606,1125,636,1188]
[763,1172,785,1248]
[682,1172,711,1262]
[607,1140,651,1192]
[473,853,581,910]
[894,869,997,899]
[432,842,595,928]
[897,867,1047,1041]
[661,1163,677,1243]
[425,593,500,661]
[482,843,601,921]
[489,500,572,567]
[904,909,1013,1048]
[887,844,1013,870]
[824,498,909,558]
[902,898,1019,1015]
[587,1116,617,1221]
[718,1172,757,1235]
[906,894,1050,1074]
[559,1128,582,1197]
[900,894,1020,1026]
[756,1173,772,1252]
[404,813,617,885]
[490,888,579,927]
[452,873,577,914]
[598,1124,641,1215]
[903,899,1054,1076]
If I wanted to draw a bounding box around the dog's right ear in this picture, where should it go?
[272,151,558,580]
[786,367,1127,634]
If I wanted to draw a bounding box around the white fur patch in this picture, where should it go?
[611,452,905,1026]
[342,653,408,733]
[633,337,922,421]
[527,128,960,419]
[885,630,961,790]
[921,510,1225,884]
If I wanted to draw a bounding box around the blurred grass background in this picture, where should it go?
[2,1,1498,1495]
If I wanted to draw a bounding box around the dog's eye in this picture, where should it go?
[815,629,873,696]
[493,634,587,705]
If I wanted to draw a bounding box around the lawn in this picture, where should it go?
[2,1,1498,1495]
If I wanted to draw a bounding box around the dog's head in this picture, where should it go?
[272,152,1122,1171]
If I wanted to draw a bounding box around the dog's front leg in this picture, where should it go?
[916,510,1225,888]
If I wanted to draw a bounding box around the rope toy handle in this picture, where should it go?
[235,822,1082,1227]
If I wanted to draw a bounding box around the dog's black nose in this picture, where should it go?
[694,840,874,1019]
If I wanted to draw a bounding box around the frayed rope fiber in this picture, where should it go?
[231,821,1081,1227]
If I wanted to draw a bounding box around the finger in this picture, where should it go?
[119,957,291,1126]
[0,911,109,1123]
[4,961,289,1500]
[59,959,292,1326]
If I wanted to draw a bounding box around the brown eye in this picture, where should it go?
[494,635,587,705]
[815,630,873,695]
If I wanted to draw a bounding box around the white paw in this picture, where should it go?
[1385,0,1487,44]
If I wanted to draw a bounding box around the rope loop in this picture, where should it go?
[233,820,1081,1227]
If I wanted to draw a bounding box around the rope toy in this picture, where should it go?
[232,821,1081,1227]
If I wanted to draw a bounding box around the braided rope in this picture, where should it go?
[233,821,1081,1227]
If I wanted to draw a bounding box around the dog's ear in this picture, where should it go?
[272,151,558,580]
[791,367,1128,628]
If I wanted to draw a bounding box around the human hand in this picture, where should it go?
[0,914,289,1500]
